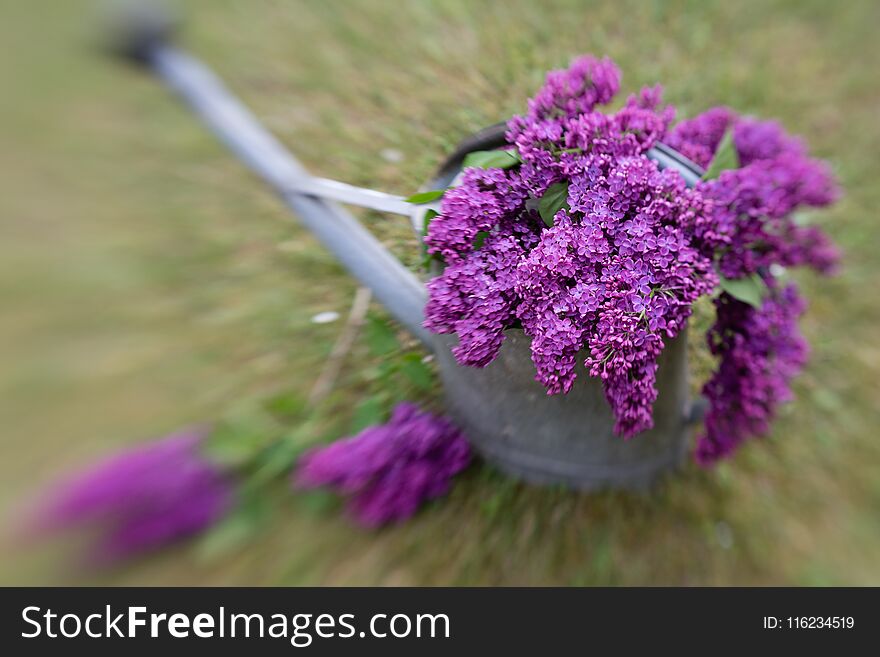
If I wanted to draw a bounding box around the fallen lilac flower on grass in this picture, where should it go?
[28,429,232,563]
[295,403,472,527]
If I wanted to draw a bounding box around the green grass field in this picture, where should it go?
[1,0,878,585]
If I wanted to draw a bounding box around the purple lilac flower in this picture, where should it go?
[524,55,620,122]
[664,106,734,168]
[295,403,472,526]
[670,112,840,277]
[29,430,232,562]
[670,109,840,460]
[695,285,809,464]
[423,54,839,457]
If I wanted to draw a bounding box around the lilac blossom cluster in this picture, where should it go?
[425,55,714,437]
[28,430,232,562]
[295,403,471,526]
[667,109,840,278]
[423,55,839,455]
[667,108,839,461]
[695,284,809,463]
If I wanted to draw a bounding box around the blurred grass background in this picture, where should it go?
[1,0,878,585]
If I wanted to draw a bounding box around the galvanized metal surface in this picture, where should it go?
[432,330,692,490]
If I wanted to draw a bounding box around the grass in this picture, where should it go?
[1,0,879,585]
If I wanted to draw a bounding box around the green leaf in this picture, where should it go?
[422,209,439,236]
[197,514,255,561]
[365,315,399,356]
[262,392,306,420]
[463,149,522,170]
[399,353,435,391]
[421,209,441,271]
[702,129,740,180]
[421,251,438,272]
[538,181,569,227]
[248,431,310,487]
[350,396,387,433]
[203,410,277,468]
[718,273,767,308]
[405,189,445,204]
[196,496,272,562]
[300,489,341,516]
[472,230,490,250]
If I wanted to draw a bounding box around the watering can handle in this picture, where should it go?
[105,2,432,345]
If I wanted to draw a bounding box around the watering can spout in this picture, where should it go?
[105,1,431,344]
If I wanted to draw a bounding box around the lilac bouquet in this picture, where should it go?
[296,403,471,526]
[28,430,232,562]
[423,56,839,462]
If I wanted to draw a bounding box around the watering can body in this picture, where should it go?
[432,330,691,490]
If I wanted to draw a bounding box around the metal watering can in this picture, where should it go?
[109,5,706,490]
